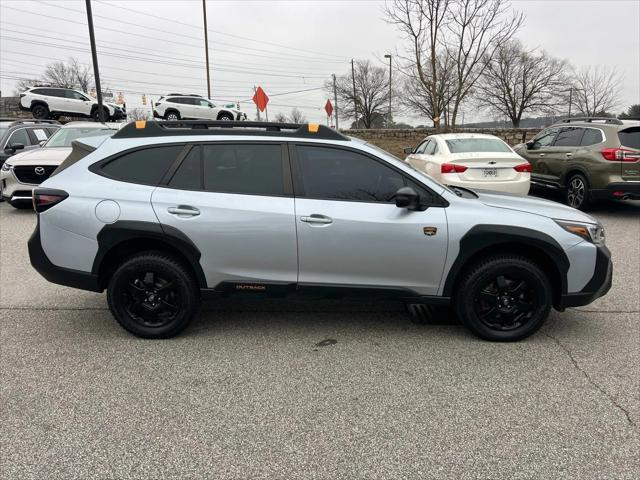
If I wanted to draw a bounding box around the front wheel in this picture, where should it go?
[218,113,234,121]
[107,252,200,338]
[92,107,109,122]
[31,104,49,119]
[454,255,551,341]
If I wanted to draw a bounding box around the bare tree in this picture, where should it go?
[326,60,389,128]
[289,108,307,124]
[571,66,622,116]
[13,57,94,94]
[477,40,567,127]
[384,0,523,127]
[127,108,150,121]
[273,112,289,123]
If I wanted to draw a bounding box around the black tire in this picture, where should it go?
[92,107,109,122]
[164,110,180,121]
[218,112,234,121]
[454,255,551,342]
[107,252,200,339]
[565,173,591,211]
[31,104,49,119]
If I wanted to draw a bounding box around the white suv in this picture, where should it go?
[19,86,126,121]
[28,120,612,342]
[153,94,247,121]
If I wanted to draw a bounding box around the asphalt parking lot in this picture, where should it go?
[1,196,638,479]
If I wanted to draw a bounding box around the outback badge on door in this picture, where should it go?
[423,226,437,236]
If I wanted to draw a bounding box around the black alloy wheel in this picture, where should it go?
[474,274,536,331]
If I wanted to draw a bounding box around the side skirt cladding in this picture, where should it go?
[93,220,207,290]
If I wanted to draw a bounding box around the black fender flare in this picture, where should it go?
[92,220,207,288]
[441,225,569,298]
[561,166,592,188]
[216,110,234,120]
[30,100,49,110]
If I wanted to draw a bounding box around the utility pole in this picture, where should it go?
[384,54,392,128]
[202,0,211,100]
[85,0,104,122]
[332,74,339,129]
[351,59,358,128]
[568,87,573,118]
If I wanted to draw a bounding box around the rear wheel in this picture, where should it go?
[107,252,200,338]
[454,255,551,341]
[31,104,49,119]
[92,107,110,122]
[566,173,591,210]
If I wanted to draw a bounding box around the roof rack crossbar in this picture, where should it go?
[561,117,623,125]
[113,120,350,141]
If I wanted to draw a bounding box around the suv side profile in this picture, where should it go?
[19,87,126,122]
[153,94,247,121]
[514,117,640,210]
[0,119,60,168]
[29,120,612,342]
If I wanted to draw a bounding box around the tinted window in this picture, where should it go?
[533,128,559,148]
[31,88,49,95]
[47,89,66,98]
[618,127,640,149]
[581,128,603,146]
[297,145,404,202]
[167,98,182,104]
[446,138,511,153]
[101,145,183,185]
[169,147,201,190]
[203,144,283,195]
[64,90,88,100]
[7,128,31,147]
[553,127,584,147]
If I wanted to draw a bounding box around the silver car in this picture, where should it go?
[28,120,612,341]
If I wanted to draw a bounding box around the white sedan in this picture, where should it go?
[403,133,531,195]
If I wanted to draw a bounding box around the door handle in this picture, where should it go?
[565,152,573,158]
[538,153,545,157]
[300,214,332,225]
[168,205,200,216]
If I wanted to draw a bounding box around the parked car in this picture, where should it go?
[1,121,122,208]
[514,117,640,210]
[0,119,60,168]
[27,120,611,342]
[404,133,531,195]
[19,86,126,121]
[153,94,247,121]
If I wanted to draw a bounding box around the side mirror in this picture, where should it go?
[39,140,47,147]
[403,147,414,154]
[9,143,25,153]
[525,141,535,150]
[395,186,422,210]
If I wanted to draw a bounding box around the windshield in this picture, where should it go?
[445,138,512,153]
[45,127,117,147]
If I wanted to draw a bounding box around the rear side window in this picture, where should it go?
[553,127,584,147]
[31,88,49,95]
[101,145,183,185]
[414,140,429,154]
[169,147,201,190]
[202,144,284,195]
[581,128,603,146]
[297,145,404,202]
[618,127,640,149]
[424,140,438,155]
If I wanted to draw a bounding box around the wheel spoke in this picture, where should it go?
[478,290,497,304]
[510,280,527,295]
[496,275,508,290]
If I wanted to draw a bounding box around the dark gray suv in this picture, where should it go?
[0,119,60,168]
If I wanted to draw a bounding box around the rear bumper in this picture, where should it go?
[28,220,102,292]
[444,176,530,195]
[591,182,640,200]
[559,245,612,308]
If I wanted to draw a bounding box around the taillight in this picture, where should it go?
[514,163,532,172]
[32,188,68,213]
[441,163,467,174]
[601,148,640,162]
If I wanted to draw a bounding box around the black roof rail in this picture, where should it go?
[113,120,350,141]
[0,118,61,126]
[166,93,202,97]
[561,117,623,125]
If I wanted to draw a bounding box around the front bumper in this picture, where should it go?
[559,245,612,308]
[28,219,101,292]
[591,182,640,201]
[111,109,126,120]
[153,110,161,119]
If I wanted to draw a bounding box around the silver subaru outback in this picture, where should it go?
[28,120,612,342]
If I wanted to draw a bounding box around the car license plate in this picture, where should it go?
[482,168,498,178]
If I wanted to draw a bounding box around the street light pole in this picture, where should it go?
[202,0,211,100]
[568,87,573,118]
[384,54,392,127]
[85,0,104,122]
[351,59,358,127]
[332,74,339,129]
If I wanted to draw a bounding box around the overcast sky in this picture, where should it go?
[0,0,638,125]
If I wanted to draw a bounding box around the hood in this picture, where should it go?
[5,147,72,167]
[475,190,597,224]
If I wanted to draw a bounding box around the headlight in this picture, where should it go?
[555,220,605,246]
[1,162,13,172]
